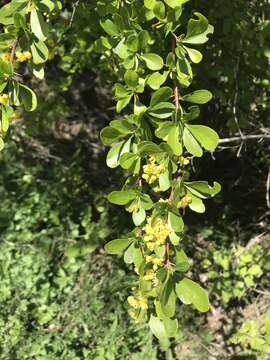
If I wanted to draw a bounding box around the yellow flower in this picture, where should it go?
[158,198,168,203]
[127,296,139,309]
[142,157,165,185]
[128,295,148,310]
[143,269,160,287]
[145,254,164,270]
[16,51,32,63]
[143,217,170,247]
[143,269,155,281]
[138,296,148,310]
[178,156,190,166]
[177,195,192,209]
[24,51,32,60]
[0,94,9,105]
[1,53,10,63]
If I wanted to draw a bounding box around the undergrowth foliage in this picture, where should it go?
[0,0,221,347]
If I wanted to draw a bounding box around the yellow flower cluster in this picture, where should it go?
[143,269,159,286]
[178,156,190,166]
[0,94,8,105]
[1,53,10,63]
[15,51,32,63]
[143,217,170,251]
[142,156,165,184]
[146,254,164,270]
[127,295,148,310]
[178,194,192,209]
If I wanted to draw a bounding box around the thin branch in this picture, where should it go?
[233,57,243,139]
[267,167,270,209]
[68,0,80,28]
[171,34,179,111]
[10,39,18,64]
[219,134,270,144]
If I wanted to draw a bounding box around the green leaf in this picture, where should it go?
[183,12,214,45]
[139,194,154,210]
[138,30,150,49]
[182,90,212,104]
[185,124,219,152]
[120,152,138,170]
[147,71,169,90]
[0,33,15,48]
[168,211,184,232]
[39,0,56,12]
[183,127,203,157]
[105,238,134,254]
[30,39,49,64]
[0,59,13,76]
[14,12,27,30]
[164,0,190,7]
[124,70,139,88]
[169,231,181,245]
[150,87,173,106]
[18,83,37,111]
[100,19,119,36]
[108,190,137,205]
[167,125,182,155]
[185,181,221,199]
[148,102,175,119]
[114,83,130,99]
[175,249,190,272]
[144,0,157,10]
[126,34,139,52]
[159,172,170,191]
[0,82,7,93]
[153,1,166,20]
[0,137,4,151]
[149,315,169,344]
[32,63,45,79]
[137,141,162,156]
[110,120,134,134]
[106,139,131,168]
[163,318,178,338]
[100,126,123,145]
[124,243,143,269]
[30,9,48,41]
[114,38,130,59]
[141,53,164,71]
[0,1,27,25]
[187,193,205,213]
[134,97,147,116]
[183,45,203,63]
[116,95,133,112]
[155,121,176,140]
[175,277,210,312]
[132,207,146,226]
[1,104,13,132]
[160,278,176,318]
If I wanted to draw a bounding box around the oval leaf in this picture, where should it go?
[105,238,133,254]
[108,190,137,205]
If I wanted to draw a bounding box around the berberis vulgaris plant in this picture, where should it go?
[0,0,220,345]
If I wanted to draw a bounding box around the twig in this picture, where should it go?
[10,39,18,64]
[267,167,270,209]
[68,0,80,28]
[171,34,179,111]
[233,57,243,139]
[219,134,270,144]
[245,232,268,250]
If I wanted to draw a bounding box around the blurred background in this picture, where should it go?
[0,0,269,359]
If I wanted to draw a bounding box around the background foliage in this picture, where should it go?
[0,0,269,359]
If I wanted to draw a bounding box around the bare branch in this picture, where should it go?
[267,167,270,209]
[219,134,270,144]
